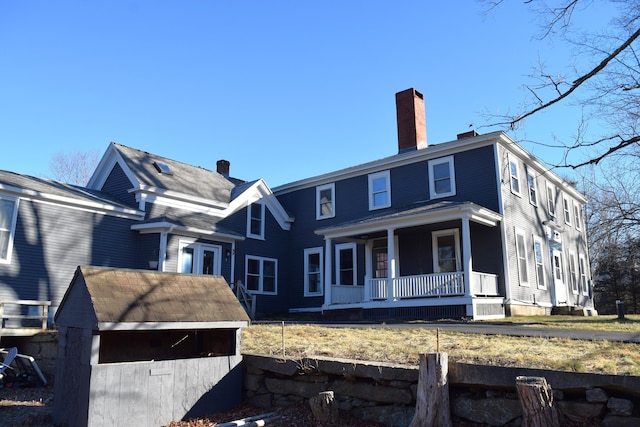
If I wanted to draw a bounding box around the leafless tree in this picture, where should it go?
[49,149,100,186]
[484,0,640,168]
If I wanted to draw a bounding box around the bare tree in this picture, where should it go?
[485,0,640,168]
[49,149,100,186]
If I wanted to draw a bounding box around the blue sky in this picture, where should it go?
[0,1,617,187]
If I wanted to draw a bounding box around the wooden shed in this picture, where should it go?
[52,266,250,427]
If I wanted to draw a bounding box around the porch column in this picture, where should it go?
[461,217,473,297]
[387,228,397,301]
[364,240,372,302]
[324,238,333,307]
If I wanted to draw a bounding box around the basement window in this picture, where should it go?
[98,328,236,364]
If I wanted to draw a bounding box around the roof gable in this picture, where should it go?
[56,266,250,329]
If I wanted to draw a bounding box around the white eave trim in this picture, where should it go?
[316,203,502,239]
[0,183,145,220]
[87,142,138,190]
[131,186,230,211]
[130,221,245,242]
[97,320,250,331]
[227,179,294,230]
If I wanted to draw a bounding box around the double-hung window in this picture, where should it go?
[526,167,537,205]
[579,254,589,295]
[304,248,323,296]
[563,196,572,225]
[246,255,277,294]
[574,203,582,230]
[568,252,578,294]
[316,183,335,219]
[515,229,529,285]
[368,170,391,210]
[546,182,556,217]
[0,195,18,264]
[533,237,546,289]
[247,202,265,239]
[335,243,356,286]
[509,156,521,195]
[428,156,456,199]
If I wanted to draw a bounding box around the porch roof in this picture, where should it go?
[315,201,501,239]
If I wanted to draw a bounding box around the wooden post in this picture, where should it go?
[409,352,452,427]
[516,376,560,427]
[309,391,337,423]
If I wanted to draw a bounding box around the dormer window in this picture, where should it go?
[153,161,173,175]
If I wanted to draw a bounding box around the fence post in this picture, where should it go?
[516,376,560,427]
[409,352,452,427]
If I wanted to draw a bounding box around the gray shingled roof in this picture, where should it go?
[67,266,250,325]
[141,204,245,238]
[0,170,141,211]
[112,143,239,203]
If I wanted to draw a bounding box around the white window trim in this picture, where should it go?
[316,183,335,220]
[546,182,556,217]
[533,236,546,289]
[579,254,589,296]
[178,240,222,275]
[526,167,537,206]
[508,154,521,196]
[304,247,323,296]
[335,242,357,286]
[563,195,572,226]
[428,156,456,199]
[431,228,461,273]
[515,228,529,286]
[368,170,391,210]
[568,251,578,294]
[247,202,265,240]
[245,255,278,295]
[0,195,19,264]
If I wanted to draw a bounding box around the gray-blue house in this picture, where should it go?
[0,88,596,321]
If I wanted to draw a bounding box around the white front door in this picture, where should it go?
[552,250,567,304]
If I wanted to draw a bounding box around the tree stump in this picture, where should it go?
[409,352,452,427]
[516,376,560,427]
[309,391,337,424]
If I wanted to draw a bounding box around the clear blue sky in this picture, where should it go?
[0,1,617,187]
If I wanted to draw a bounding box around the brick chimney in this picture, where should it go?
[395,88,427,153]
[216,159,230,176]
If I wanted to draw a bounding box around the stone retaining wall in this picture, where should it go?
[242,352,640,426]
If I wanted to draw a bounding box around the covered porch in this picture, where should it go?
[316,202,505,320]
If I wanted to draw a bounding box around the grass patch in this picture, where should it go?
[242,322,640,376]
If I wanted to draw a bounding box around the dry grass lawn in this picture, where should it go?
[242,315,640,376]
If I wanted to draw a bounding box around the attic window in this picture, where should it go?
[153,161,173,175]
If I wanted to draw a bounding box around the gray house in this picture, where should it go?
[0,88,595,321]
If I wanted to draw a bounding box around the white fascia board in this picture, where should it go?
[134,188,228,216]
[87,142,138,190]
[97,321,249,331]
[273,131,504,195]
[130,222,245,242]
[226,179,293,230]
[0,184,145,220]
[316,203,501,239]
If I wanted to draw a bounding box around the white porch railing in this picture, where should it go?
[332,271,499,304]
[470,272,499,296]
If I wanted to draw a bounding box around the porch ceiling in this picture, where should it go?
[315,201,501,239]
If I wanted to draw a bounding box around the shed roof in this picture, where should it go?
[55,266,250,330]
